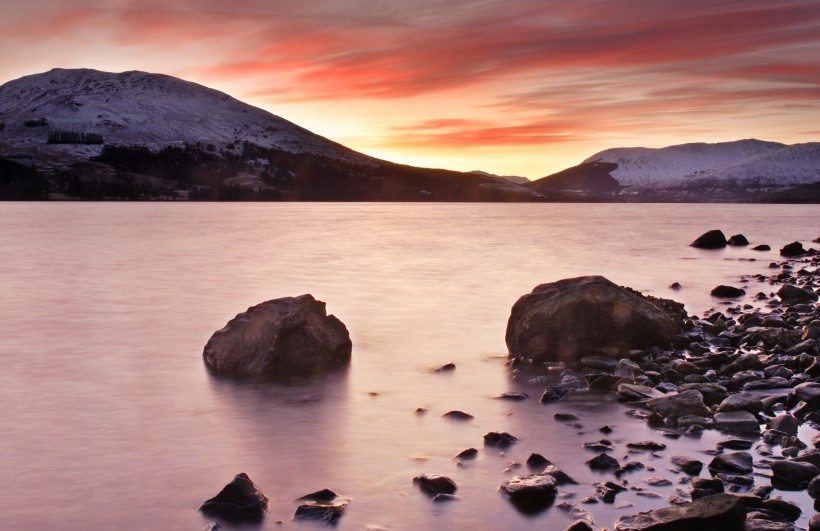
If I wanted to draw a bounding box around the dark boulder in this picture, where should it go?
[692,230,728,249]
[771,460,820,488]
[711,285,746,298]
[646,389,711,422]
[484,431,517,447]
[294,502,347,524]
[709,452,753,475]
[777,284,818,303]
[669,456,703,475]
[728,234,749,246]
[752,244,771,251]
[500,474,557,513]
[413,474,457,496]
[780,242,807,257]
[586,453,620,470]
[442,410,474,420]
[614,493,746,530]
[506,276,676,365]
[203,295,351,381]
[199,473,269,523]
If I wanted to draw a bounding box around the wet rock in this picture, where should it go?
[691,230,728,249]
[777,284,818,303]
[669,456,703,475]
[615,461,646,477]
[627,441,667,452]
[597,481,626,503]
[771,460,820,488]
[199,473,269,523]
[493,391,528,401]
[614,493,745,530]
[413,474,457,496]
[728,234,749,246]
[646,389,711,422]
[811,513,820,531]
[583,439,614,452]
[744,519,795,531]
[555,412,580,422]
[753,244,772,251]
[645,476,673,486]
[709,451,753,475]
[711,285,746,298]
[780,242,807,257]
[670,282,682,290]
[455,448,478,460]
[296,489,338,502]
[809,476,820,499]
[586,453,620,470]
[294,501,347,524]
[581,355,619,372]
[691,477,725,500]
[543,464,578,485]
[761,498,801,521]
[202,295,352,381]
[506,276,676,365]
[442,410,474,420]
[718,439,754,451]
[500,474,557,513]
[432,493,460,503]
[432,362,456,372]
[717,393,764,414]
[618,383,664,401]
[526,453,549,469]
[768,414,799,436]
[484,432,517,447]
[714,411,760,433]
[541,387,567,403]
[566,519,595,531]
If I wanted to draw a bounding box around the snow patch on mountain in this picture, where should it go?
[584,139,786,186]
[0,68,371,164]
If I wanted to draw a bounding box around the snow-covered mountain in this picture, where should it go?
[0,68,544,202]
[0,68,367,163]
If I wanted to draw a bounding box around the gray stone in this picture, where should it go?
[506,276,676,364]
[709,452,754,475]
[767,414,799,436]
[669,455,703,475]
[203,295,351,381]
[199,473,269,523]
[500,474,557,512]
[716,393,764,414]
[714,411,760,433]
[614,493,746,530]
[771,460,820,487]
[647,389,711,421]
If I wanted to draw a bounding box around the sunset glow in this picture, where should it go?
[2,0,818,177]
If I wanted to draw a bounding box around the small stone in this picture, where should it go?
[714,410,760,433]
[442,410,474,420]
[711,285,746,298]
[627,441,667,451]
[294,502,347,524]
[669,456,703,475]
[413,474,457,496]
[484,432,517,447]
[500,474,558,513]
[493,391,528,400]
[455,448,478,460]
[432,362,456,372]
[586,453,620,470]
[199,473,269,523]
[709,451,753,475]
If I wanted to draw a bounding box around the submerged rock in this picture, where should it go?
[202,295,351,381]
[413,474,457,496]
[484,432,518,447]
[500,474,557,513]
[777,284,818,303]
[728,234,749,246]
[711,285,746,298]
[294,501,347,524]
[506,276,676,365]
[615,493,746,530]
[199,473,269,523]
[646,389,711,422]
[780,242,807,257]
[691,230,728,249]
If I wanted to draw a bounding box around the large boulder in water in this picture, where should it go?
[200,473,269,523]
[203,294,352,381]
[691,230,727,249]
[506,276,676,365]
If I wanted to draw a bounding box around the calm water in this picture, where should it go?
[0,202,818,530]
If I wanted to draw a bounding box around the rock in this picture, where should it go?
[646,389,711,422]
[669,456,703,475]
[627,441,667,451]
[506,276,676,364]
[711,285,746,298]
[809,476,820,498]
[780,242,807,257]
[718,439,753,451]
[618,383,664,401]
[296,489,338,502]
[580,355,618,372]
[614,493,746,530]
[202,295,351,381]
[541,387,567,403]
[811,513,820,531]
[586,453,620,470]
[555,412,580,422]
[714,411,760,433]
[500,474,557,512]
[717,393,764,414]
[432,362,456,372]
[493,392,528,401]
[761,498,801,521]
[670,282,682,290]
[753,244,772,251]
[432,493,460,503]
[616,461,646,477]
[294,501,347,524]
[442,410,474,420]
[484,432,517,447]
[455,448,478,460]
[728,234,749,246]
[199,473,269,523]
[582,439,613,452]
[413,474,457,496]
[691,477,725,500]
[768,414,799,436]
[526,453,549,469]
[566,519,595,531]
[709,452,753,475]
[744,519,795,531]
[691,230,728,249]
[777,284,818,303]
[543,464,578,485]
[771,460,820,488]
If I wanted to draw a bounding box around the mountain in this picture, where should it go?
[0,68,544,201]
[531,139,820,202]
[469,170,530,185]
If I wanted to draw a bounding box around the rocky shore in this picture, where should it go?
[200,234,819,530]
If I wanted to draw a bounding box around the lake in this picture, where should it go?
[0,202,818,530]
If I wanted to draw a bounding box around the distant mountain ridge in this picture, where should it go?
[533,139,820,201]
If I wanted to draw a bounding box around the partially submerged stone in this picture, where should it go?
[203,295,351,381]
[506,276,676,365]
[692,230,728,249]
[413,474,457,496]
[615,493,746,530]
[199,473,269,523]
[500,474,557,513]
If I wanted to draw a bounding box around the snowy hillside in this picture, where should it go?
[704,142,820,186]
[0,68,369,164]
[584,140,785,186]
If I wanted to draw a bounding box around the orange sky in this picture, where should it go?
[2,0,819,177]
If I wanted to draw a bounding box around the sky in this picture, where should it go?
[1,0,819,178]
